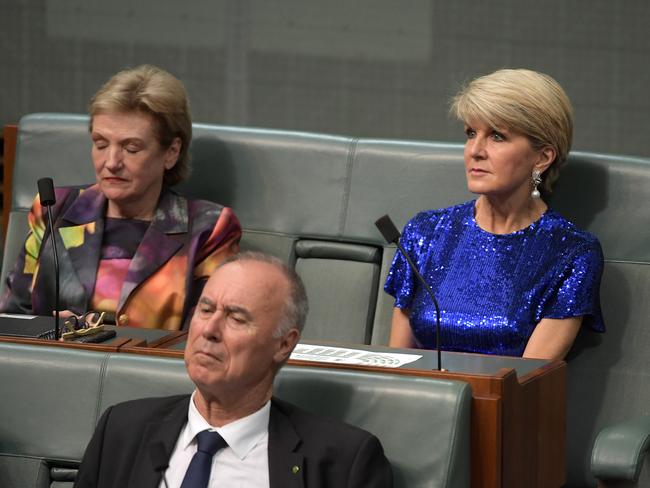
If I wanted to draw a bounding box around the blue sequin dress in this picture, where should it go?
[384,200,605,356]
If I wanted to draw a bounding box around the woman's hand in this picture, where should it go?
[53,310,78,320]
[523,317,582,361]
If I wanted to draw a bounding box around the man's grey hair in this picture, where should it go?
[220,251,309,337]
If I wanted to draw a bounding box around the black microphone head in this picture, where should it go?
[375,215,401,244]
[37,178,56,206]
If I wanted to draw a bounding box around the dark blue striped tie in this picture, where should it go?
[180,430,227,488]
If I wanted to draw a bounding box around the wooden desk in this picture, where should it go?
[0,316,186,351]
[0,334,130,352]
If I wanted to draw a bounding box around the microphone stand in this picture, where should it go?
[46,206,60,340]
[375,215,443,371]
[37,178,60,340]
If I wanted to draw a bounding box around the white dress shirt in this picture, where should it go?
[160,392,270,488]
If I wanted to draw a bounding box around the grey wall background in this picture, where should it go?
[1,0,649,157]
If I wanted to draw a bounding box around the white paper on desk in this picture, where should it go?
[290,344,422,368]
[0,313,38,319]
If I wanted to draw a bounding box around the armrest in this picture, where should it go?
[591,416,650,481]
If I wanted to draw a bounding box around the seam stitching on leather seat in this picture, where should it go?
[604,259,650,266]
[36,458,47,486]
[94,354,110,425]
[442,387,460,486]
[338,138,358,236]
[443,384,469,486]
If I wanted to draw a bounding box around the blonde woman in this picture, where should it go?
[385,69,604,360]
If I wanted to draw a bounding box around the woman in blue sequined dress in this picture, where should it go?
[385,69,605,359]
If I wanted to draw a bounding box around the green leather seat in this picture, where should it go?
[0,342,471,487]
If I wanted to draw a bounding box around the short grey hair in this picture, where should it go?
[220,252,309,337]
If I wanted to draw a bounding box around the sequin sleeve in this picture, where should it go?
[384,212,429,310]
[537,239,605,331]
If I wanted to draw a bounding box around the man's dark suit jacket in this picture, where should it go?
[74,395,393,487]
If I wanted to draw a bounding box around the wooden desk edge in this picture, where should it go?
[0,334,123,352]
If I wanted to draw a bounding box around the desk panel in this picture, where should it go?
[0,315,184,350]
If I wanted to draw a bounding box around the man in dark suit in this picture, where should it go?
[75,252,392,487]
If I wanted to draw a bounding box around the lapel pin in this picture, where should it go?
[291,465,300,474]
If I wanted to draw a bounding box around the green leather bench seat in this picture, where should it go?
[0,342,471,488]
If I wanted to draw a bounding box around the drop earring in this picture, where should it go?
[531,170,542,199]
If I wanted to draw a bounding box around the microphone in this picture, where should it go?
[37,178,56,206]
[150,442,171,488]
[37,178,60,340]
[375,215,443,371]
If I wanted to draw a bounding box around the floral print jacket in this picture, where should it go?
[0,184,241,330]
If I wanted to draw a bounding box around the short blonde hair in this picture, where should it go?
[89,65,192,185]
[451,69,573,193]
